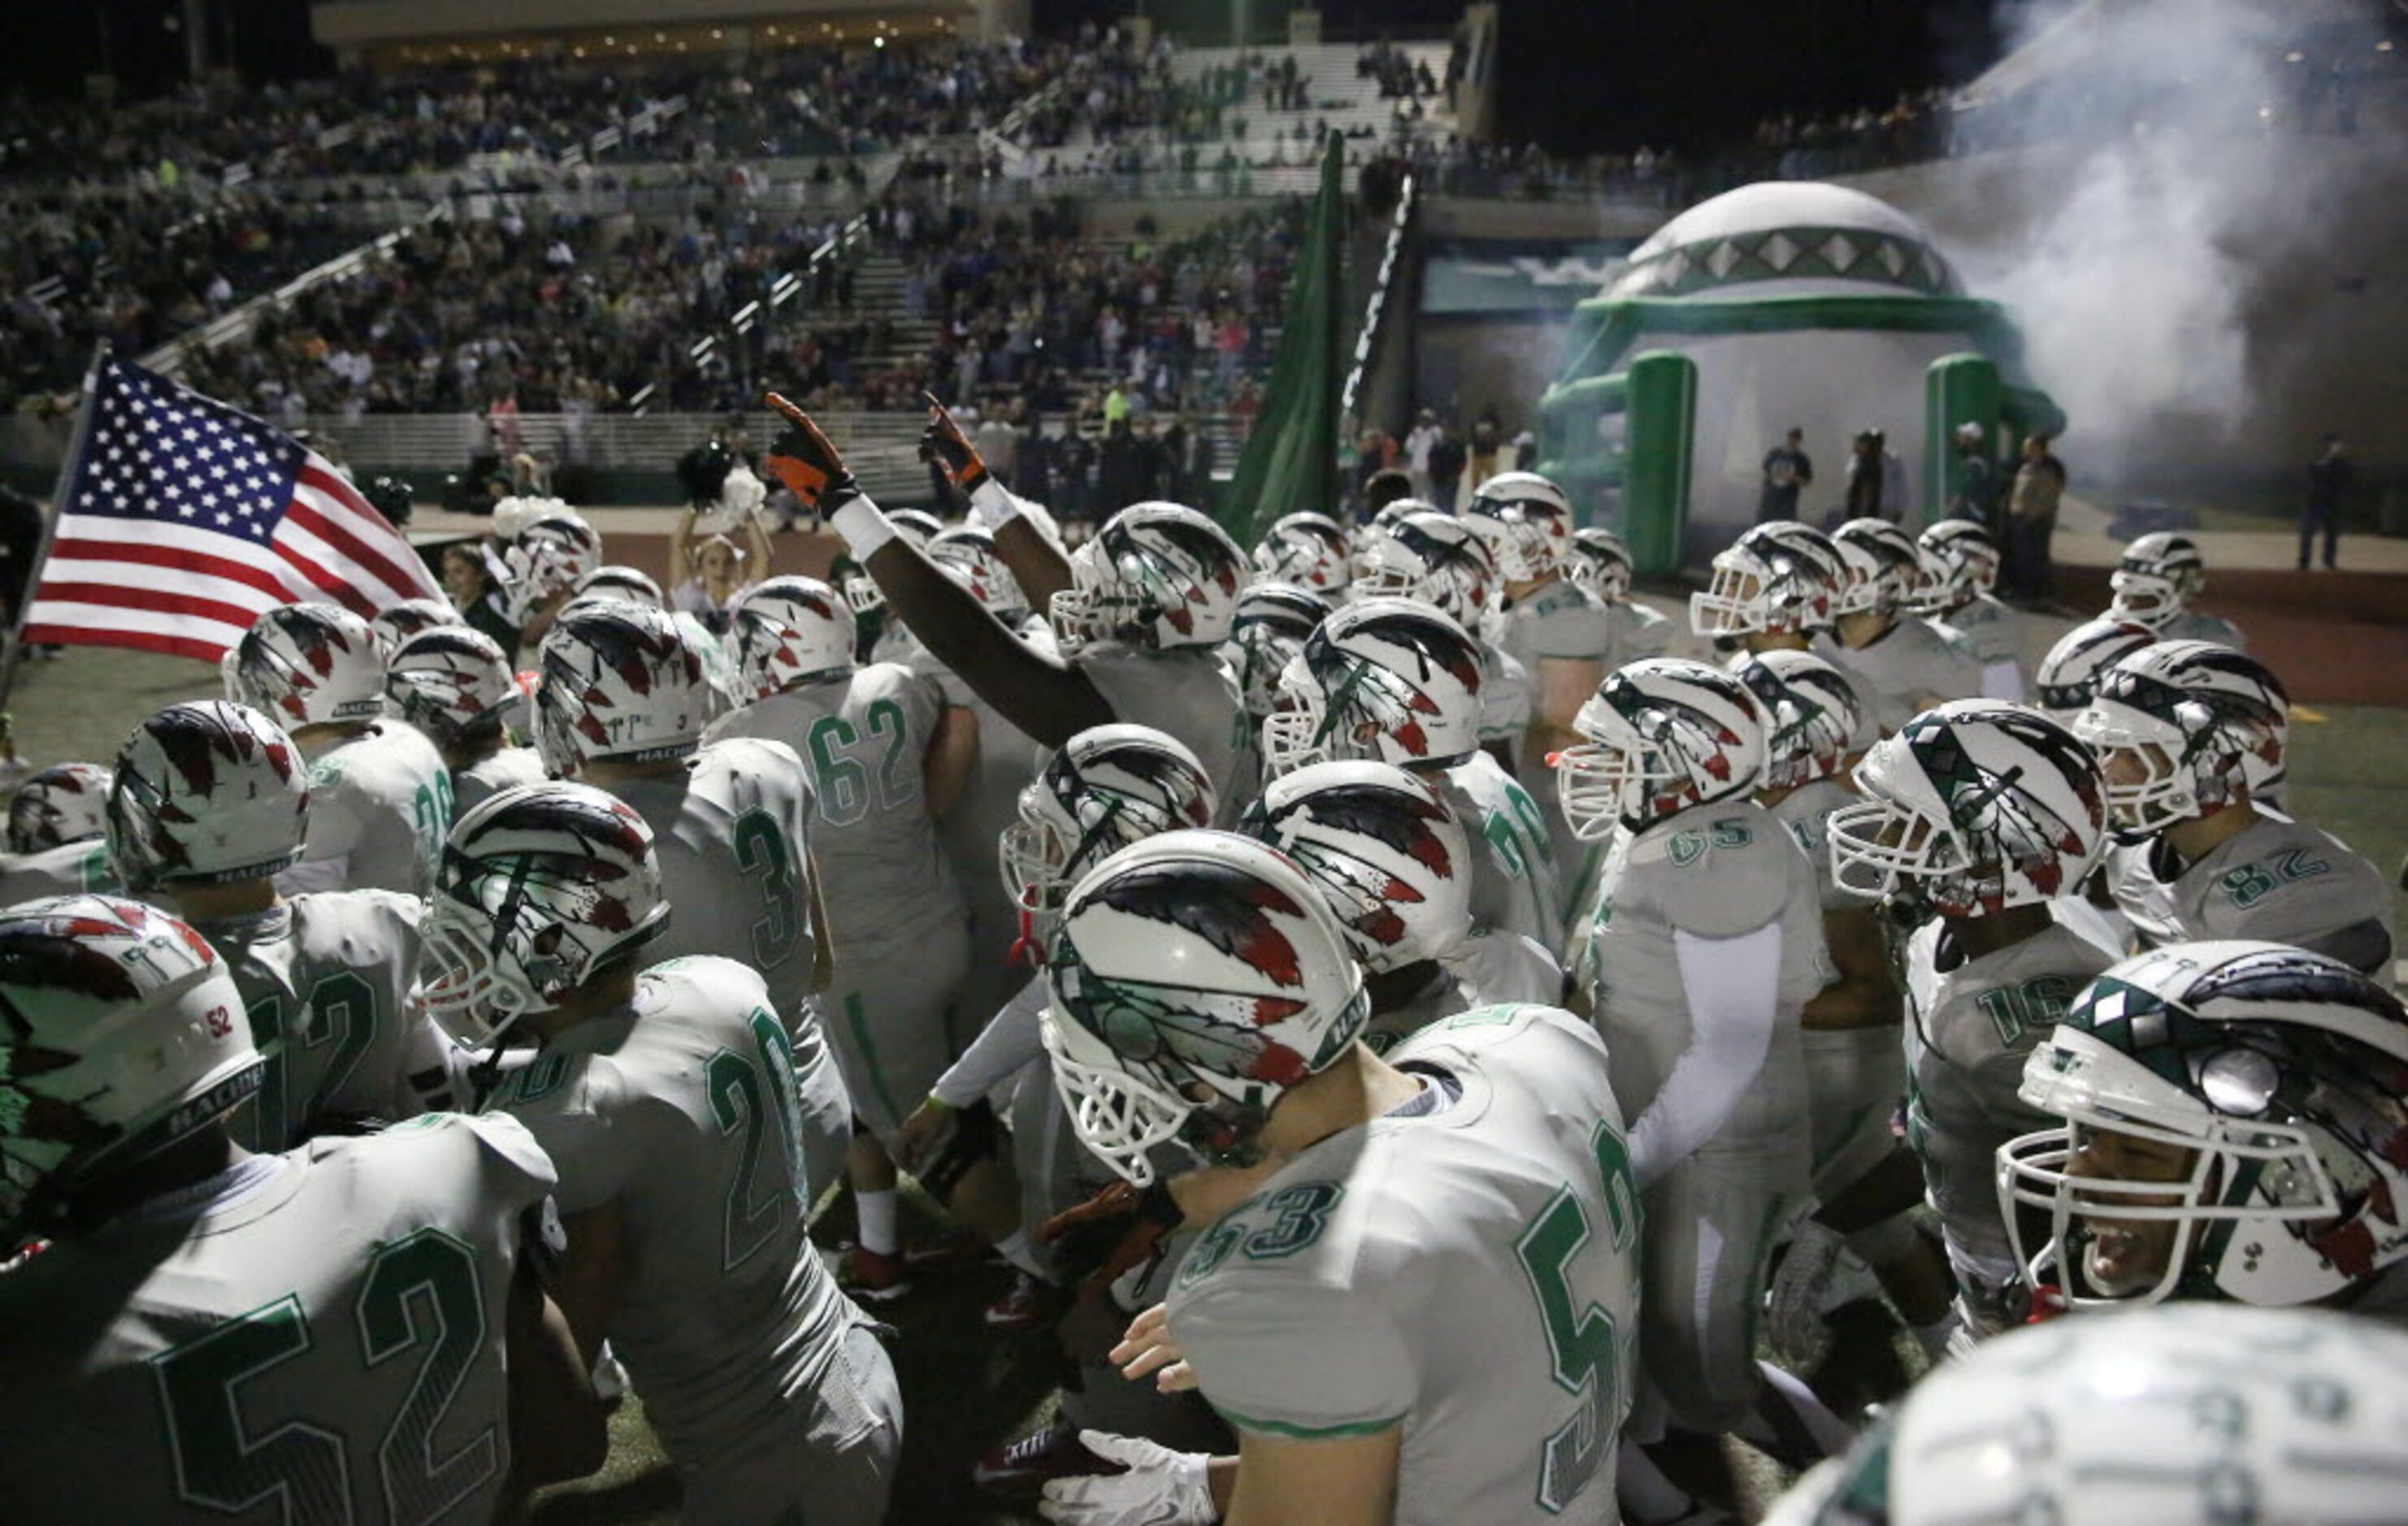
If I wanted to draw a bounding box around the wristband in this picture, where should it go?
[828,493,897,560]
[967,478,1024,531]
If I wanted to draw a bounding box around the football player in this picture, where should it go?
[708,575,972,1294]
[2033,617,2155,723]
[369,594,462,658]
[2106,530,2246,648]
[1814,518,1981,737]
[1998,941,2408,1313]
[1264,596,1565,957]
[1553,658,1850,1465]
[426,783,901,1524]
[1764,1304,2408,1526]
[2076,641,2392,973]
[0,761,116,902]
[767,392,1256,822]
[0,895,602,1519]
[1734,652,1959,1362]
[1252,510,1353,606]
[385,624,545,817]
[1222,581,1327,749]
[109,699,463,1141]
[226,602,450,896]
[1037,830,1638,1526]
[1352,509,1529,774]
[1826,700,2115,1339]
[501,509,604,652]
[1568,525,1673,665]
[534,600,851,1208]
[1915,518,2024,700]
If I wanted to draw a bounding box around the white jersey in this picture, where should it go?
[284,721,451,896]
[1572,800,1829,1142]
[2119,813,2395,976]
[193,891,435,1150]
[1903,916,2116,1287]
[1499,576,1614,671]
[1941,592,2026,700]
[1083,644,1257,825]
[451,743,547,818]
[1476,643,1533,754]
[0,1112,553,1524]
[1765,777,1862,912]
[1169,1005,1637,1525]
[1429,750,1565,952]
[707,664,966,961]
[1362,931,1566,1055]
[483,957,866,1471]
[1604,598,1673,665]
[1815,618,1981,736]
[0,839,114,904]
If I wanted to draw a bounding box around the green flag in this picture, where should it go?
[1222,132,1344,546]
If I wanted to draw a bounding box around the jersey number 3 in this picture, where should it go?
[1515,1119,1638,1515]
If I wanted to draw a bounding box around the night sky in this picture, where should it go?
[3,0,2008,154]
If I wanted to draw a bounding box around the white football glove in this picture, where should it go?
[1037,1431,1217,1526]
[1764,1217,1846,1364]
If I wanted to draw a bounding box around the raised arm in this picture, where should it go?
[920,392,1076,608]
[743,503,774,578]
[669,505,697,587]
[760,392,1114,747]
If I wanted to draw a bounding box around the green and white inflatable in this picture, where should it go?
[1538,181,2064,575]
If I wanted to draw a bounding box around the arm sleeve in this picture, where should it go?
[1627,922,1785,1189]
[931,975,1049,1108]
[1174,1277,1417,1438]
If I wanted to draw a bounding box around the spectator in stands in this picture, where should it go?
[2002,433,2066,604]
[1096,418,1146,512]
[1759,427,1812,522]
[1404,406,1441,500]
[1428,419,1469,513]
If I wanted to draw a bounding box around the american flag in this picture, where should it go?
[20,356,443,663]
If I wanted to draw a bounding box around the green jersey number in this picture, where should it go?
[805,698,918,828]
[1514,1119,1638,1515]
[152,1229,495,1524]
[732,808,804,969]
[239,970,381,1152]
[410,774,454,882]
[705,1010,809,1271]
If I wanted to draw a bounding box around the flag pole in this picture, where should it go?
[0,343,111,720]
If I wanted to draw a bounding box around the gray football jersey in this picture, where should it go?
[1766,778,1862,913]
[1500,576,1614,669]
[707,663,967,959]
[1815,618,1981,735]
[1083,645,1256,825]
[1606,599,1673,665]
[2161,609,2246,651]
[914,619,1055,998]
[0,1112,552,1524]
[287,721,451,896]
[1942,593,2026,698]
[601,736,823,1023]
[1430,751,1565,950]
[482,956,861,1470]
[2154,813,2395,974]
[1168,1005,1637,1524]
[0,839,115,904]
[193,890,432,1150]
[1903,917,2115,1285]
[1364,932,1565,1055]
[1477,642,1533,750]
[1573,800,1829,1137]
[451,744,547,818]
[2104,840,2182,948]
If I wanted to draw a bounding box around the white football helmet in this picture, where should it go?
[371,597,462,659]
[1240,761,1472,973]
[2034,618,2156,721]
[1729,648,1862,793]
[385,626,521,750]
[106,701,310,891]
[927,526,1030,623]
[490,495,561,544]
[0,895,260,1250]
[1763,1304,2408,1526]
[1568,527,1636,603]
[1555,657,1767,839]
[227,603,384,730]
[1830,517,1929,618]
[1223,582,1328,721]
[842,510,944,616]
[2072,639,2289,841]
[1998,940,2408,1309]
[571,564,667,609]
[1043,829,1371,1186]
[1252,511,1352,601]
[419,781,670,1045]
[1462,470,1575,583]
[1260,597,1486,776]
[1000,722,1218,923]
[1914,518,1999,612]
[2107,531,2209,630]
[1828,700,2106,919]
[1051,502,1247,656]
[7,762,112,854]
[1690,522,1842,639]
[533,602,709,778]
[1352,511,1501,634]
[502,512,604,622]
[1350,496,1435,576]
[729,575,856,700]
